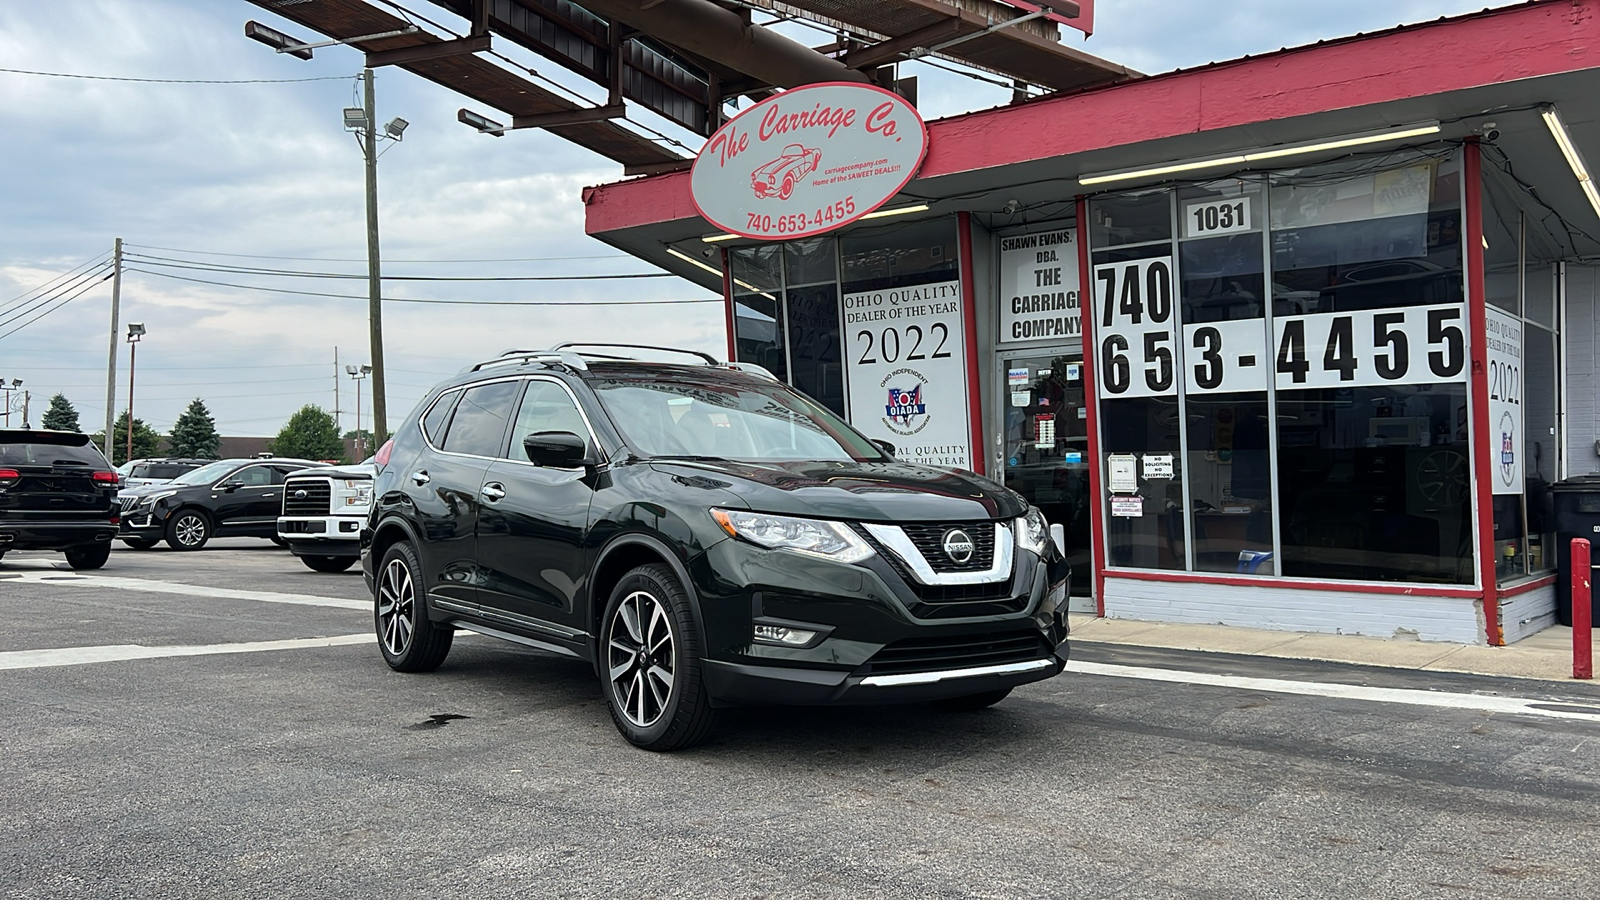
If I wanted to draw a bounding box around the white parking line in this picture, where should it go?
[0,633,374,671]
[2,570,367,610]
[1066,660,1600,724]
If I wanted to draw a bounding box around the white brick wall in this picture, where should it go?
[1103,575,1487,644]
[1499,583,1556,644]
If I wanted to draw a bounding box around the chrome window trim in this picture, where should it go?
[421,375,606,468]
[861,522,1013,586]
[211,464,280,491]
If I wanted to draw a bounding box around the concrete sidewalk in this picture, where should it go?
[1068,613,1592,682]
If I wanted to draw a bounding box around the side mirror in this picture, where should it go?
[219,480,243,492]
[523,431,591,468]
[871,439,896,458]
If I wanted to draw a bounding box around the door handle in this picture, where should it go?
[480,483,507,502]
[411,470,430,486]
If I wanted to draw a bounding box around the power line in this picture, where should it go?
[125,267,719,304]
[0,264,113,330]
[122,242,629,263]
[0,67,356,85]
[123,252,675,281]
[1,253,112,316]
[0,270,115,341]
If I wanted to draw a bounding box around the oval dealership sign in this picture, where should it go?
[690,82,928,241]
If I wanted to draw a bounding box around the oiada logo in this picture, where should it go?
[885,384,925,425]
[1499,411,1517,485]
[879,366,932,437]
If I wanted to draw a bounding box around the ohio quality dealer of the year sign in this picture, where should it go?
[690,82,928,240]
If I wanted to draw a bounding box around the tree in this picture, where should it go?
[91,411,162,465]
[41,393,80,432]
[167,398,221,459]
[269,405,345,462]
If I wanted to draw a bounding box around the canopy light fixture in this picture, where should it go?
[1078,122,1443,187]
[457,108,505,137]
[1541,104,1600,221]
[859,203,930,220]
[701,232,740,243]
[665,248,775,299]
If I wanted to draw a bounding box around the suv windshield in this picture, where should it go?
[589,367,884,462]
[169,461,237,486]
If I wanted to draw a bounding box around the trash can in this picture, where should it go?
[1551,475,1600,626]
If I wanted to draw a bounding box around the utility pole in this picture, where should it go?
[21,391,29,429]
[333,346,342,432]
[362,68,389,446]
[103,237,122,458]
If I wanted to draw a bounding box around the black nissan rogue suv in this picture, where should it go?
[0,429,120,569]
[364,345,1070,750]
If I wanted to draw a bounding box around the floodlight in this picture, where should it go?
[384,117,409,141]
[126,323,146,340]
[457,108,505,137]
[244,21,314,60]
[346,365,358,376]
[343,108,366,131]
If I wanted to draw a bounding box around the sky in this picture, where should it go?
[0,0,1507,439]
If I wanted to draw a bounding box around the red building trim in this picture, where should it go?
[957,211,985,476]
[1105,569,1485,599]
[1499,574,1558,598]
[1076,197,1107,615]
[1464,139,1503,645]
[586,1,1600,237]
[720,247,736,361]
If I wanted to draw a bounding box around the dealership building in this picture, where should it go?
[581,0,1600,645]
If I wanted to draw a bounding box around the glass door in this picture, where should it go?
[1002,351,1093,602]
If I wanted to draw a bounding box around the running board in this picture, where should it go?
[449,620,581,659]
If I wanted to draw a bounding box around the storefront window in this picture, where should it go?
[784,238,844,415]
[1003,352,1091,579]
[1100,396,1184,570]
[730,245,788,381]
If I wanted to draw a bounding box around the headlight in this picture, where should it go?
[1015,507,1051,556]
[710,508,874,564]
[140,490,176,508]
[334,479,373,508]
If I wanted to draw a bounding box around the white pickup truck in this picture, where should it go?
[276,462,376,572]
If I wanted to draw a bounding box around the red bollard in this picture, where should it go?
[1573,538,1593,680]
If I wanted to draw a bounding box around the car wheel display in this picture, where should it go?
[375,541,452,672]
[64,543,111,570]
[302,554,356,573]
[601,563,715,752]
[122,538,158,551]
[929,688,1013,711]
[164,510,211,551]
[778,172,795,200]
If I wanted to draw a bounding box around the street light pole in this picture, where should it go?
[346,364,370,458]
[125,324,145,464]
[361,68,389,449]
[0,379,17,429]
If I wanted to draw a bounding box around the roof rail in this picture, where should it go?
[469,349,590,372]
[552,342,720,366]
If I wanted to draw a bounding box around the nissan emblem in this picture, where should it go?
[942,529,975,565]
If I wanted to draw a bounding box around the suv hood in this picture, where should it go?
[118,481,206,499]
[287,463,375,480]
[647,459,1025,522]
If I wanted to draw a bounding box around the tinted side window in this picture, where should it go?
[507,380,590,460]
[422,390,459,446]
[0,440,106,467]
[234,466,276,487]
[440,381,520,457]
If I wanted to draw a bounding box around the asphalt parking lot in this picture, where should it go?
[3,541,1599,899]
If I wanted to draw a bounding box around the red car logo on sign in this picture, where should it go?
[751,144,821,201]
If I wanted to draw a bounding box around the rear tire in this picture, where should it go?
[122,538,158,551]
[164,510,211,551]
[600,563,715,751]
[302,554,356,573]
[375,541,452,672]
[930,688,1012,711]
[65,543,111,570]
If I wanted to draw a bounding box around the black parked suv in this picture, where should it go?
[365,345,1071,751]
[117,457,327,550]
[0,429,120,569]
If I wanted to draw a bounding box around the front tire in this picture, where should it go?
[65,543,111,570]
[165,510,211,551]
[375,541,451,672]
[601,563,715,751]
[302,554,357,573]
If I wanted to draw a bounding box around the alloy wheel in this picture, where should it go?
[607,590,677,728]
[174,515,206,547]
[378,557,416,657]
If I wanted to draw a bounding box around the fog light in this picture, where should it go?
[753,624,819,646]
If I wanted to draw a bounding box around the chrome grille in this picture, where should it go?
[900,522,997,572]
[282,478,331,516]
[117,496,141,513]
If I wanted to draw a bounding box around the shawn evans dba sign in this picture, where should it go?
[690,83,927,240]
[999,227,1080,345]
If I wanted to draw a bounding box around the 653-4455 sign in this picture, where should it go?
[1093,257,1468,397]
[690,82,928,240]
